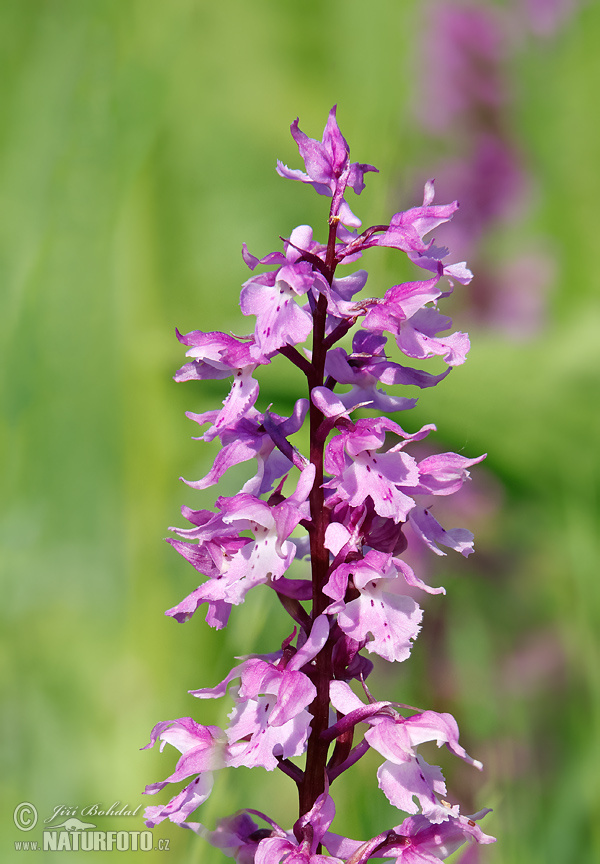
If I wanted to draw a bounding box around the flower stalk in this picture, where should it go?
[142,106,496,862]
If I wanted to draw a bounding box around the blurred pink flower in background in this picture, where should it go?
[415,0,580,337]
[521,0,578,37]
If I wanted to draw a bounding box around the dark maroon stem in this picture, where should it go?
[277,757,305,786]
[275,592,312,633]
[298,214,339,818]
[278,344,313,377]
[327,738,371,783]
[322,317,355,352]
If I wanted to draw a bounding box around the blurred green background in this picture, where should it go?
[1,0,599,861]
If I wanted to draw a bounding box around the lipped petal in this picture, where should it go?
[412,452,486,496]
[377,756,448,820]
[325,449,419,523]
[144,774,214,828]
[396,307,470,366]
[241,278,313,357]
[340,589,422,663]
[409,507,475,557]
[227,696,312,770]
[384,810,496,860]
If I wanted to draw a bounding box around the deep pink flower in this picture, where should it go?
[408,506,476,557]
[255,793,343,864]
[329,682,482,819]
[142,718,228,829]
[189,617,329,770]
[323,418,434,522]
[276,105,378,227]
[182,399,309,496]
[240,263,314,358]
[378,811,496,863]
[323,331,450,414]
[143,775,212,832]
[360,274,444,332]
[324,550,423,662]
[174,330,262,442]
[166,490,307,627]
